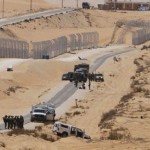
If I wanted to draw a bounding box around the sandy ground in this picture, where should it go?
[0,45,129,122]
[0,0,150,149]
[0,46,149,150]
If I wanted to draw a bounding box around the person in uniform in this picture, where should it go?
[20,116,24,129]
[10,116,14,129]
[88,80,91,90]
[7,116,11,129]
[13,116,17,129]
[3,115,8,129]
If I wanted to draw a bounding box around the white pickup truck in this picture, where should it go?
[52,121,91,139]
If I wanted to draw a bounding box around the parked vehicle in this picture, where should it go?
[62,72,74,81]
[94,73,104,82]
[30,103,55,122]
[138,6,149,11]
[7,64,13,71]
[52,121,91,139]
[82,2,90,9]
[74,63,89,74]
[62,73,70,80]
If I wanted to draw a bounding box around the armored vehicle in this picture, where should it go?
[30,103,55,122]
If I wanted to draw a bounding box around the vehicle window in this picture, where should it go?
[34,109,46,113]
[60,124,68,128]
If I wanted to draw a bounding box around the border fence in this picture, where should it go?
[0,32,99,59]
[32,32,99,59]
[132,29,150,45]
[0,38,29,58]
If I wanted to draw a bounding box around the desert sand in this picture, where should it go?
[0,0,150,149]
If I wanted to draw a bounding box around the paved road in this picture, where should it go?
[0,46,136,130]
[0,8,74,27]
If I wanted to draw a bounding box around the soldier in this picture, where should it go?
[7,116,11,129]
[82,82,85,89]
[74,80,78,87]
[10,116,14,129]
[3,115,8,129]
[16,116,20,128]
[13,116,17,129]
[88,80,91,90]
[19,116,24,129]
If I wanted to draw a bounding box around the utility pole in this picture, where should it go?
[2,0,4,18]
[77,0,79,8]
[62,0,64,8]
[30,0,32,11]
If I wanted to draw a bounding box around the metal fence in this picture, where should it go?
[132,28,150,45]
[32,32,99,59]
[0,38,29,58]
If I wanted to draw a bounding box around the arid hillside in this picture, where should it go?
[1,9,150,46]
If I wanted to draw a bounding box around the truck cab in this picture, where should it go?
[30,103,55,122]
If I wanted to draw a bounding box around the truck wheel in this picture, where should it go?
[62,132,68,137]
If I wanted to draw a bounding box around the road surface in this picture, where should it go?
[0,8,74,27]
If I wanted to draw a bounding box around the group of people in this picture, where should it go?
[3,115,24,129]
[74,79,91,90]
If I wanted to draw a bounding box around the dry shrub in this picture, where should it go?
[130,76,135,80]
[73,111,81,116]
[141,45,148,50]
[35,126,42,131]
[7,129,35,136]
[40,133,55,142]
[136,66,145,73]
[120,92,134,103]
[98,109,117,127]
[0,141,6,148]
[65,112,72,117]
[134,59,140,66]
[108,128,131,140]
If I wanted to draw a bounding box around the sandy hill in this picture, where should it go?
[0,0,150,149]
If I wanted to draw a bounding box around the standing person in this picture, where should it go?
[3,115,8,129]
[13,116,17,129]
[16,116,19,128]
[7,116,11,129]
[10,116,14,129]
[82,82,85,89]
[74,80,78,87]
[88,80,91,90]
[20,116,24,129]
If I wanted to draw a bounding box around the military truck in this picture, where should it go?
[74,63,89,74]
[30,103,55,122]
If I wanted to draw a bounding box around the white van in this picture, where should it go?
[52,121,91,139]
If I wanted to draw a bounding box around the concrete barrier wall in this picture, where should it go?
[32,36,68,59]
[127,21,150,28]
[132,28,150,45]
[32,32,99,59]
[0,32,99,59]
[0,38,29,58]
